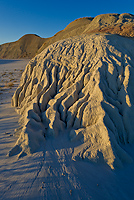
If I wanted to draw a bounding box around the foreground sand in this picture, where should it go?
[0,59,134,200]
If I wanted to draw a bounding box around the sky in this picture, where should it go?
[0,0,134,45]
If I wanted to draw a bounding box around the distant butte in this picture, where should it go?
[0,13,134,59]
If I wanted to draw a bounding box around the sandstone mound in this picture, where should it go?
[84,13,134,37]
[0,34,46,59]
[10,33,134,169]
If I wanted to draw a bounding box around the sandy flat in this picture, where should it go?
[0,59,134,200]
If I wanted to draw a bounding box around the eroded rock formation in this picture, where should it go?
[1,13,134,59]
[10,33,134,169]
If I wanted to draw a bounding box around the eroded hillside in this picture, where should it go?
[0,34,46,59]
[9,33,134,169]
[0,13,134,59]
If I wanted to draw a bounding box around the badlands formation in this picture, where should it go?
[0,34,46,59]
[0,13,134,59]
[10,32,134,169]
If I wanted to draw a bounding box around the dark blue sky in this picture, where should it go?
[0,0,134,44]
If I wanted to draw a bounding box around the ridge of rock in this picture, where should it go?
[10,33,134,169]
[84,13,134,37]
[0,13,134,59]
[37,13,134,55]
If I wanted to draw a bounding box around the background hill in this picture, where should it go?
[37,13,134,54]
[83,13,134,37]
[0,13,134,59]
[0,34,46,59]
[36,17,93,54]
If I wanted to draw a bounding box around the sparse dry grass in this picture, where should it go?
[0,86,5,91]
[9,72,13,75]
[1,72,6,76]
[9,78,15,81]
[5,82,14,88]
[19,69,24,74]
[0,69,19,92]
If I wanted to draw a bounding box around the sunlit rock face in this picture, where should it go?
[10,33,134,169]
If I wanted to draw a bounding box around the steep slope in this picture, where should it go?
[9,33,134,169]
[0,17,92,59]
[84,13,134,37]
[38,13,134,54]
[37,17,93,54]
[0,13,134,59]
[0,34,46,59]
